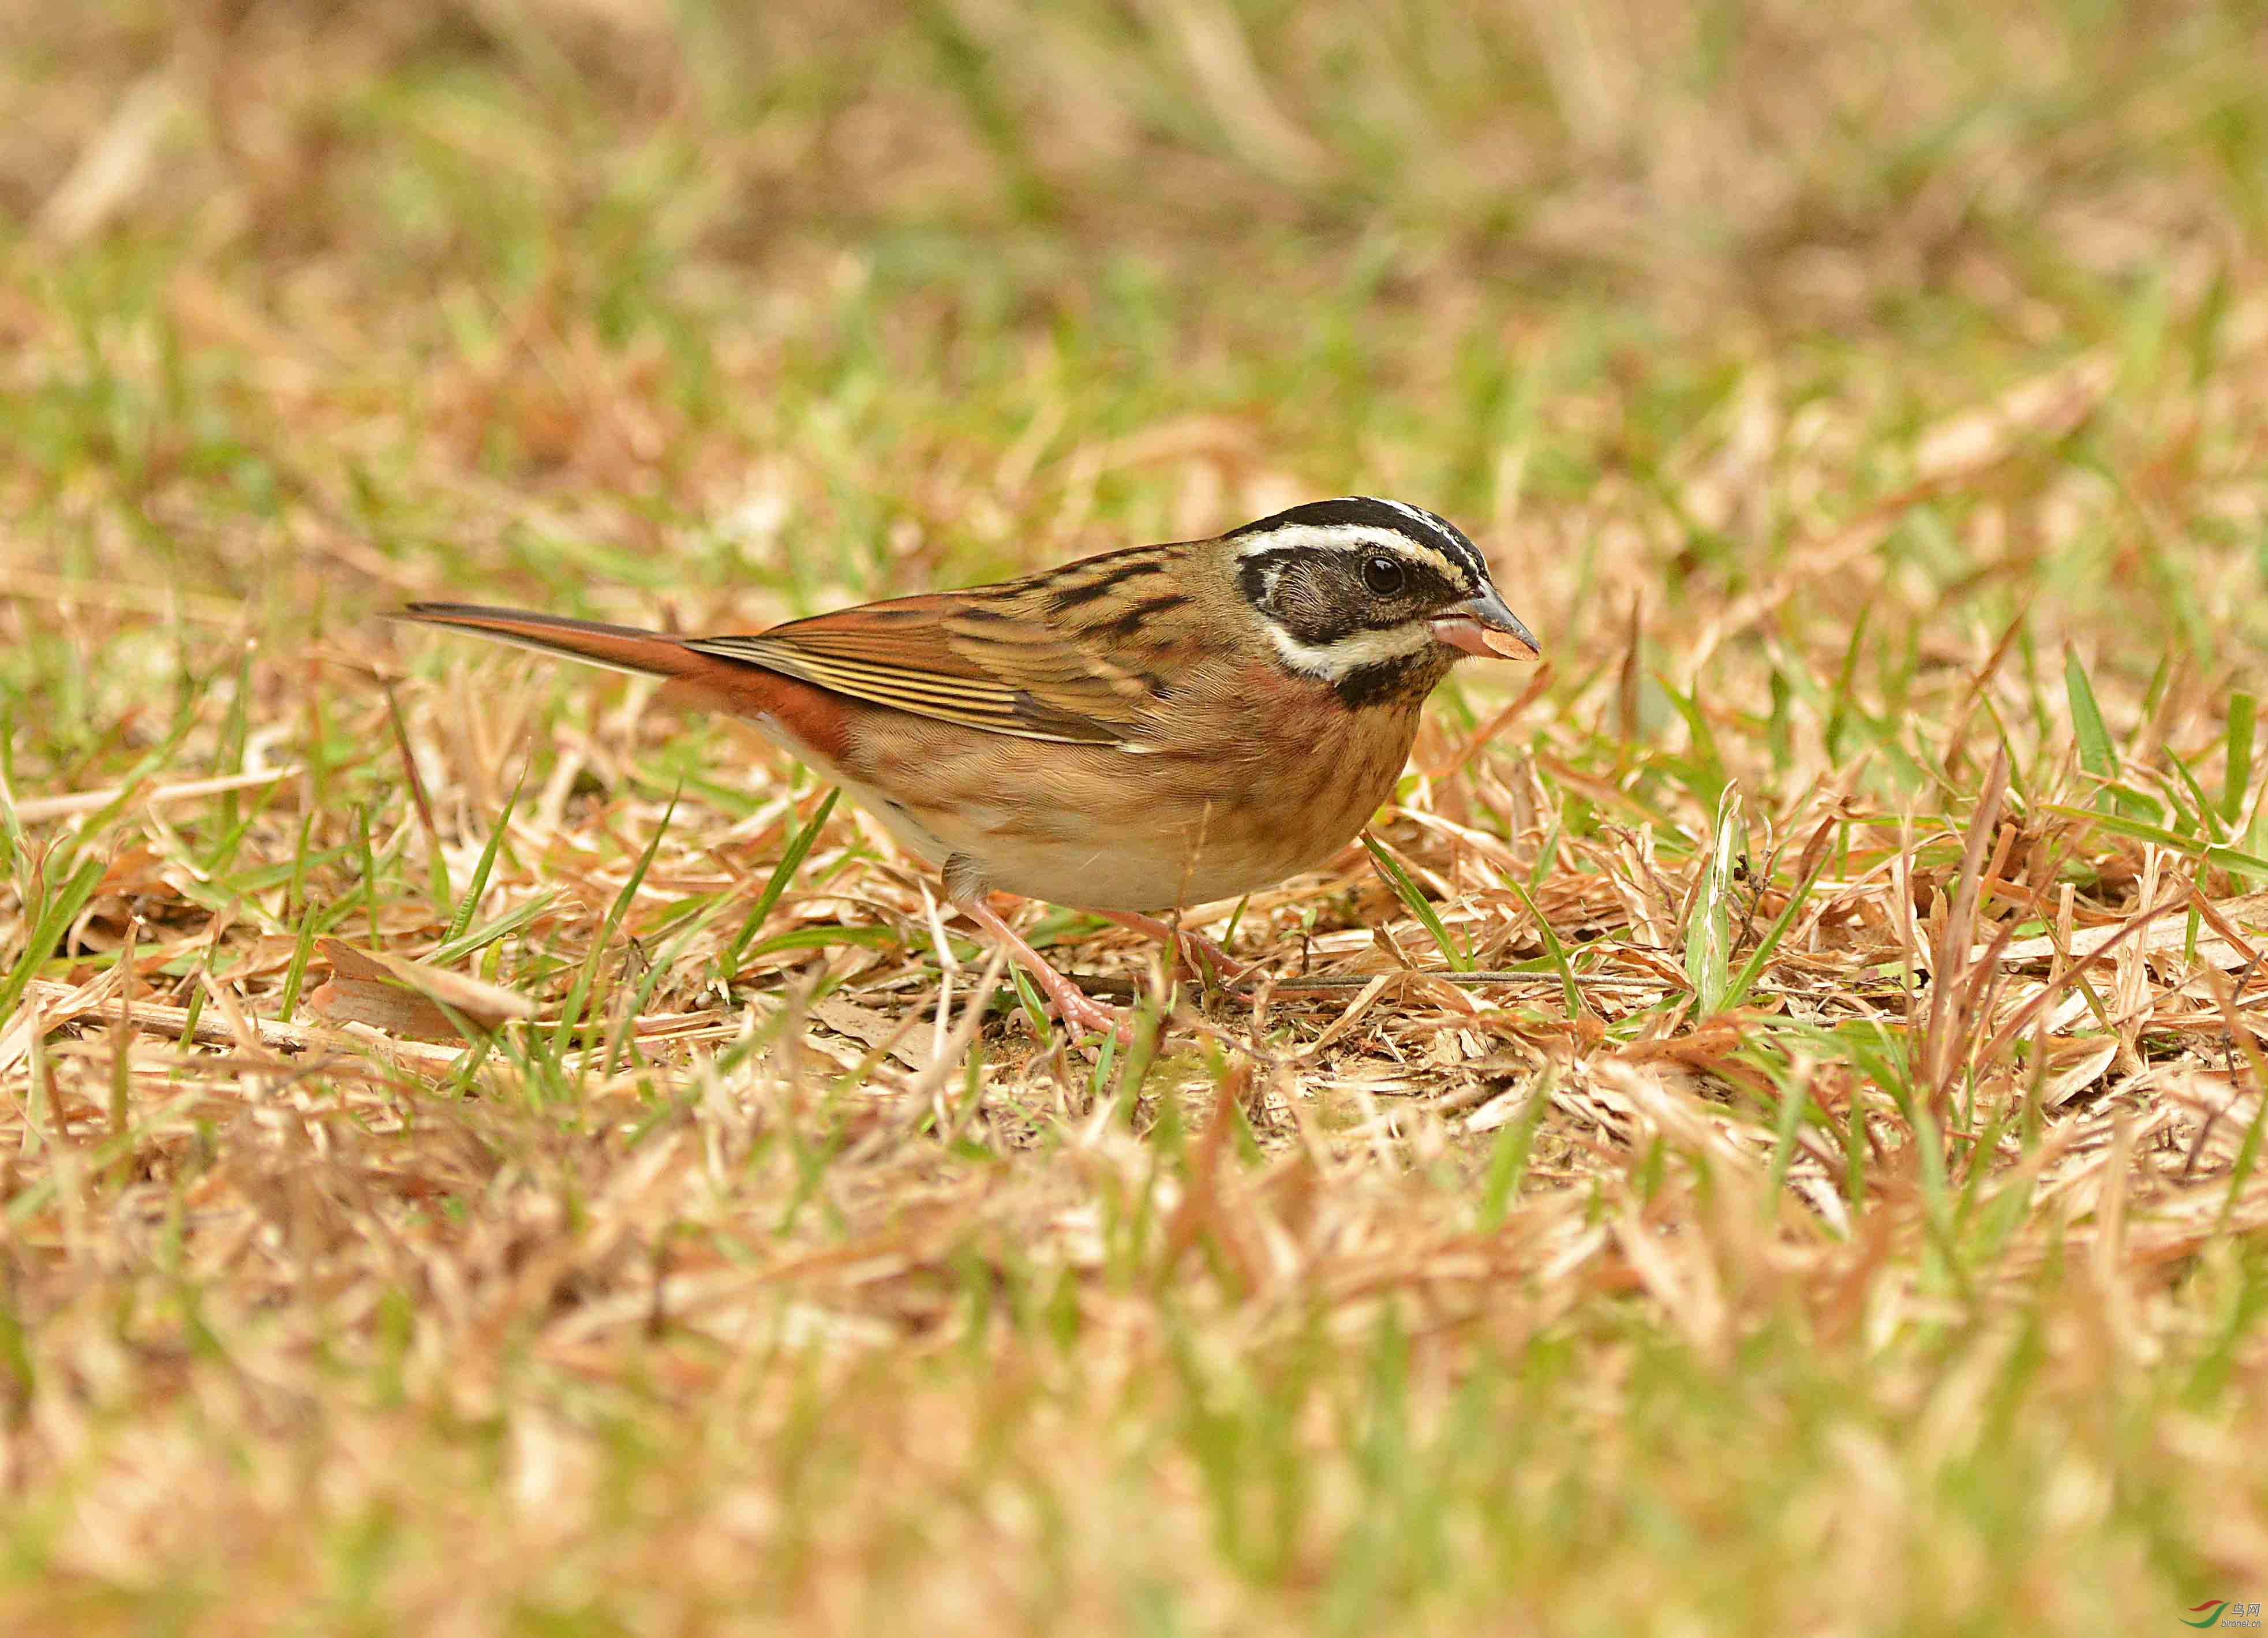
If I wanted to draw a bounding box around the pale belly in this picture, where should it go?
[935,811,1322,911]
[810,769,1324,910]
[868,727,1416,913]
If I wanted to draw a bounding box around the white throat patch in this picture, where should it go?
[1258,616,1438,680]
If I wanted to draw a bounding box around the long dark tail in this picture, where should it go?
[396,602,709,682]
[395,601,856,763]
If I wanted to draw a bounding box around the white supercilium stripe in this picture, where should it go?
[1232,524,1464,585]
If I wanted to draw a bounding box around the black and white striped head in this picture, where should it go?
[1228,498,1540,705]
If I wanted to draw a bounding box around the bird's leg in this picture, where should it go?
[960,897,1135,1044]
[1098,910,1252,987]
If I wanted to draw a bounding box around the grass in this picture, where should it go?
[3,1,2268,1632]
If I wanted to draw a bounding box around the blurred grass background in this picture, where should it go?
[8,0,2263,647]
[4,2,2268,1634]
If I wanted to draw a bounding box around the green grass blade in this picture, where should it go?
[2041,805,2268,876]
[1503,874,1580,1019]
[2225,692,2256,826]
[445,768,527,948]
[1477,1071,1554,1231]
[429,891,557,968]
[1361,835,1471,972]
[1685,785,1743,1015]
[0,711,21,879]
[276,904,320,1023]
[2064,644,2117,786]
[600,899,730,1076]
[1720,844,1828,1014]
[725,786,841,974]
[0,851,108,1025]
[550,792,680,1059]
[1764,1063,1814,1213]
[2215,1024,2268,1240]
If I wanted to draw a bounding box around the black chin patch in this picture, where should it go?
[1331,650,1453,710]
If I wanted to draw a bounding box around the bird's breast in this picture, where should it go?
[828,664,1425,911]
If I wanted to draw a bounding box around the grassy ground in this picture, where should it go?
[4,1,2268,1632]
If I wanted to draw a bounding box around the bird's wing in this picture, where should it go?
[686,589,1169,748]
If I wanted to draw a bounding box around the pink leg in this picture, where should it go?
[961,898,1134,1043]
[1099,910,1253,986]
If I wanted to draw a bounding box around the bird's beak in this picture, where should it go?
[1431,585,1541,660]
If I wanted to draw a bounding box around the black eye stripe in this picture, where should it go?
[1237,542,1470,646]
[1365,558,1460,609]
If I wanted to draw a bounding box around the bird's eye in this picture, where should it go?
[1361,555,1405,596]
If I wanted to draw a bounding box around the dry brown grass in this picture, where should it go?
[4,2,2268,1633]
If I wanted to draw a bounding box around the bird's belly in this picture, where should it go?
[943,827,1299,913]
[753,690,1420,914]
[904,730,1416,912]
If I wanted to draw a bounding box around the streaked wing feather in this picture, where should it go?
[687,592,1152,746]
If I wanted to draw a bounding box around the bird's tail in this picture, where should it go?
[397,600,866,767]
[395,602,712,681]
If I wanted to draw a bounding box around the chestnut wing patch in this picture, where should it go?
[686,594,1164,747]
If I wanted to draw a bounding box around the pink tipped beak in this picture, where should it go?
[1431,588,1540,660]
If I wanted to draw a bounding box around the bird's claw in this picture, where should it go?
[1050,989,1137,1045]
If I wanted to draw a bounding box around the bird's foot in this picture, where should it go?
[1044,981,1136,1045]
[961,897,1137,1044]
[1098,910,1253,988]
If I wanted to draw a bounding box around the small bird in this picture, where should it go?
[399,497,1540,1039]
